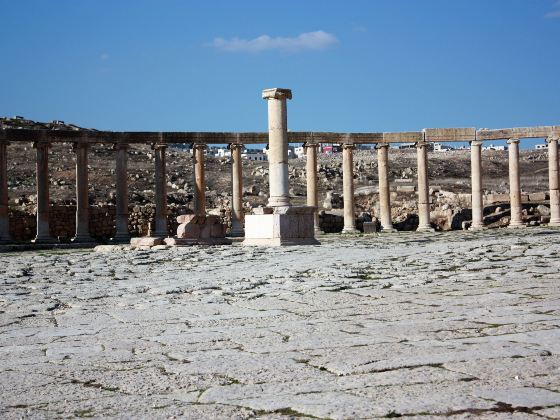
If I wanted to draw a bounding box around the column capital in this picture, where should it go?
[72,142,89,152]
[192,143,207,151]
[507,138,520,145]
[262,88,292,100]
[33,141,51,149]
[415,141,429,149]
[113,142,129,151]
[470,140,484,147]
[228,143,244,151]
[546,136,559,143]
[375,143,390,150]
[303,142,319,150]
[342,143,356,150]
[151,142,167,150]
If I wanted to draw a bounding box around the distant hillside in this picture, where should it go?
[0,116,94,131]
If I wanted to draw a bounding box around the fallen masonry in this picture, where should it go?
[1,228,560,418]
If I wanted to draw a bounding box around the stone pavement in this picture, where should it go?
[1,229,560,419]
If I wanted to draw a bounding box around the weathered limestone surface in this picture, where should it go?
[1,229,560,418]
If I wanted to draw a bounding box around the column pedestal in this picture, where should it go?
[243,88,319,246]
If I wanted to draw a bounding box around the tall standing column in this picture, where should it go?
[305,143,321,233]
[507,138,524,228]
[342,143,358,233]
[0,141,10,243]
[470,140,484,230]
[416,142,434,232]
[547,137,560,226]
[33,142,54,243]
[113,143,130,242]
[230,143,244,236]
[193,143,207,216]
[73,143,94,242]
[262,88,291,208]
[153,143,168,237]
[376,143,396,232]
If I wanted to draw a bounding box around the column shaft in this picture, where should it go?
[416,142,433,232]
[153,144,168,237]
[0,141,10,242]
[193,144,206,216]
[547,137,560,226]
[507,138,524,227]
[470,140,484,229]
[230,143,244,236]
[33,142,54,242]
[73,143,93,242]
[264,89,291,207]
[342,144,358,233]
[305,143,321,233]
[113,143,130,241]
[376,143,395,232]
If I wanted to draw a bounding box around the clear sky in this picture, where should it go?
[1,0,559,143]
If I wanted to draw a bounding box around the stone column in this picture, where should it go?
[376,143,396,232]
[33,142,54,243]
[304,143,321,233]
[262,88,291,208]
[342,143,358,233]
[547,137,560,226]
[470,140,484,230]
[0,141,10,243]
[416,142,434,232]
[507,138,524,228]
[153,143,168,237]
[113,143,130,242]
[229,143,244,236]
[73,143,94,242]
[193,143,207,216]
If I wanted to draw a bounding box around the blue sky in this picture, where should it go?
[1,0,559,144]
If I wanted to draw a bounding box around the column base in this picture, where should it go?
[416,226,435,233]
[153,231,169,238]
[342,227,360,234]
[267,197,291,207]
[548,219,560,227]
[72,235,96,243]
[380,226,397,233]
[228,228,245,238]
[469,224,486,231]
[111,232,131,243]
[32,236,57,244]
[508,222,526,229]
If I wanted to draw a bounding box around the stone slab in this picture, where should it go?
[130,237,164,247]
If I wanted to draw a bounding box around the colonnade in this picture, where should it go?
[0,132,559,244]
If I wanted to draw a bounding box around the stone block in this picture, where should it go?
[130,237,164,247]
[243,206,320,246]
[177,222,200,239]
[424,127,476,142]
[177,214,196,224]
[529,192,548,202]
[397,185,416,193]
[363,222,378,233]
[486,194,510,204]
